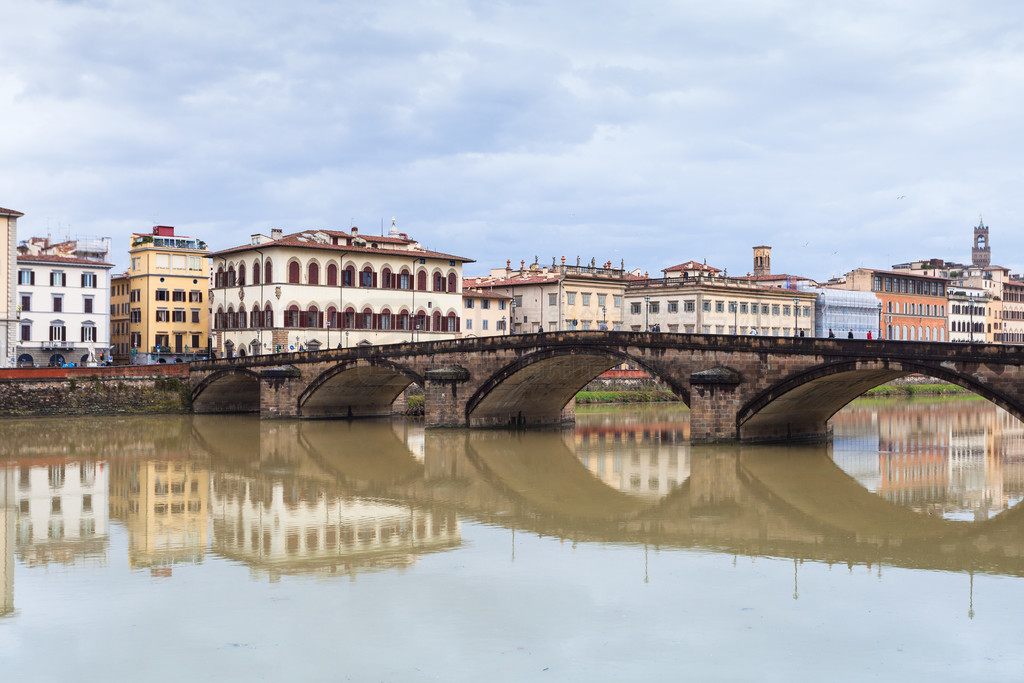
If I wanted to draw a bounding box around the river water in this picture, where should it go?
[2,398,1023,681]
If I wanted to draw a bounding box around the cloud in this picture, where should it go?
[2,0,1024,276]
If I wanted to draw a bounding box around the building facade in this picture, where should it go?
[461,288,511,337]
[464,258,633,333]
[834,268,948,341]
[0,207,22,368]
[623,274,817,336]
[15,254,113,367]
[124,226,210,363]
[209,225,471,356]
[110,273,131,363]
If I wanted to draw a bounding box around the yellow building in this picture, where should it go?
[125,226,210,362]
[110,272,130,364]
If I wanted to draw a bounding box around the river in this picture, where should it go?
[1,397,1023,681]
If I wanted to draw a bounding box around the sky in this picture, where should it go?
[3,0,1024,279]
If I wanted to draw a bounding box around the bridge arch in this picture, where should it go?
[738,359,1024,442]
[299,359,424,418]
[192,367,262,414]
[465,346,686,427]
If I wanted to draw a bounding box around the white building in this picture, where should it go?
[16,253,114,367]
[947,285,990,343]
[210,223,472,356]
[0,207,22,368]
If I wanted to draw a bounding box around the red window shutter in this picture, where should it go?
[372,272,378,288]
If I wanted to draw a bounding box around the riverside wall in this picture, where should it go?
[0,365,191,417]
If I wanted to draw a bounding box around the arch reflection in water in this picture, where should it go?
[831,399,1024,520]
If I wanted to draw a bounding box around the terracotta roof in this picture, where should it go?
[663,261,721,273]
[463,287,512,300]
[17,254,114,267]
[212,230,473,263]
[0,206,24,217]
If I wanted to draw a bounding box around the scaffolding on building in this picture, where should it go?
[797,284,882,339]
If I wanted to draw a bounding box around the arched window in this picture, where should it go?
[343,307,355,329]
[327,306,338,328]
[432,311,442,330]
[415,311,427,331]
[361,307,373,330]
[264,260,273,283]
[288,261,301,284]
[382,268,392,289]
[327,263,338,286]
[238,304,247,329]
[285,305,300,328]
[886,324,892,338]
[399,269,411,290]
[238,263,246,286]
[305,305,321,328]
[397,310,409,330]
[447,272,457,293]
[252,260,260,285]
[215,307,224,330]
[446,312,458,332]
[216,267,225,288]
[417,271,427,291]
[251,307,260,328]
[433,273,444,292]
[228,266,236,287]
[264,303,274,328]
[360,266,375,288]
[308,262,319,285]
[380,308,392,330]
[344,266,355,287]
[227,305,235,329]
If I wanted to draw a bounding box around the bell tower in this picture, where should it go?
[972,218,990,267]
[753,245,771,277]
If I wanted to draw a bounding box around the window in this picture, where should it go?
[50,271,66,287]
[20,294,30,312]
[715,301,724,313]
[81,324,96,342]
[172,290,186,302]
[802,307,810,317]
[130,309,141,323]
[648,301,660,313]
[188,255,203,271]
[155,254,170,269]
[614,295,622,308]
[482,320,488,330]
[156,309,169,322]
[189,290,202,302]
[630,302,642,314]
[499,301,506,310]
[549,293,557,306]
[514,295,523,307]
[131,257,141,271]
[668,301,678,313]
[172,309,186,323]
[465,298,474,309]
[598,294,607,307]
[771,305,780,316]
[18,269,34,285]
[81,272,97,288]
[783,305,791,316]
[52,295,63,313]
[288,261,300,284]
[702,301,711,312]
[83,297,93,314]
[49,323,66,342]
[582,293,591,306]
[684,301,695,312]
[481,300,490,310]
[466,319,472,330]
[728,301,737,313]
[361,268,374,287]
[761,304,770,315]
[155,289,169,301]
[20,322,30,342]
[567,292,576,305]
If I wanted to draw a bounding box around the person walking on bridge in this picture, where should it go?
[848,329,854,339]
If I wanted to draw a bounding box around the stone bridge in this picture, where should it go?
[188,331,1024,442]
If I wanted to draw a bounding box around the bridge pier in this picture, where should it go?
[258,366,303,419]
[688,368,742,443]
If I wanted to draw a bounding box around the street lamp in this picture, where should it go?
[601,306,607,331]
[644,295,650,332]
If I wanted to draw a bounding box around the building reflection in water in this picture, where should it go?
[831,399,1024,520]
[573,410,690,499]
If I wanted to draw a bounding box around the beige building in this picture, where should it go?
[209,223,472,356]
[464,258,635,333]
[110,272,130,363]
[624,273,817,336]
[0,206,23,367]
[125,226,210,362]
[461,288,512,337]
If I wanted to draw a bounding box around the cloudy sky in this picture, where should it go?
[4,0,1024,278]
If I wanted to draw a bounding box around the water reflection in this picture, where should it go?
[831,400,1024,520]
[2,400,1024,619]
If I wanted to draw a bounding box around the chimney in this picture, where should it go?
[351,226,358,236]
[271,228,283,241]
[153,225,175,237]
